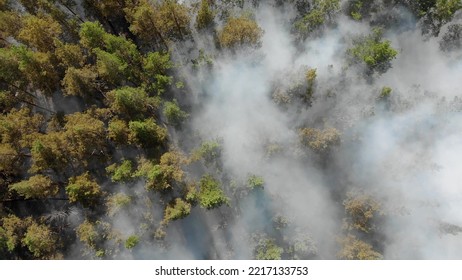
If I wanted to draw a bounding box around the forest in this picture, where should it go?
[1,0,462,259]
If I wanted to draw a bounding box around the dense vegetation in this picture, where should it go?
[1,0,462,259]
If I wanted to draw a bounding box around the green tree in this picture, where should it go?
[135,151,186,191]
[435,0,462,22]
[124,235,139,249]
[107,118,130,145]
[124,0,169,47]
[1,215,33,254]
[163,100,188,127]
[128,118,167,148]
[294,0,340,38]
[198,174,228,209]
[255,238,283,260]
[106,86,157,120]
[9,175,58,199]
[196,0,214,30]
[22,222,57,259]
[106,160,133,182]
[347,28,398,75]
[66,172,102,205]
[156,0,191,40]
[218,15,264,49]
[0,107,43,150]
[63,112,106,165]
[61,66,97,97]
[55,43,86,68]
[299,127,340,154]
[142,51,173,94]
[343,192,382,233]
[106,193,131,216]
[163,198,191,223]
[79,21,106,50]
[338,234,382,260]
[14,47,60,95]
[17,14,62,52]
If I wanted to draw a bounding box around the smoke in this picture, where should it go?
[63,1,462,259]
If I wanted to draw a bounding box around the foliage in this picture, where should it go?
[61,66,97,97]
[9,175,58,199]
[163,100,188,126]
[108,119,130,145]
[106,193,131,216]
[22,222,56,258]
[343,191,382,233]
[247,174,264,189]
[196,0,215,30]
[218,15,264,49]
[66,172,102,205]
[338,234,382,260]
[198,174,228,209]
[191,140,222,167]
[299,127,341,154]
[255,238,283,260]
[347,28,398,75]
[106,160,133,183]
[294,0,340,38]
[163,198,191,223]
[18,14,62,52]
[124,235,139,249]
[434,0,462,22]
[128,118,167,148]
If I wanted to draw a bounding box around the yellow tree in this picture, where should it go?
[218,15,263,49]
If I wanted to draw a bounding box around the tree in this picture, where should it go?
[76,220,98,249]
[17,14,62,52]
[0,107,43,150]
[30,132,69,173]
[338,234,382,260]
[14,47,60,95]
[343,191,382,233]
[218,15,264,49]
[299,127,340,154]
[347,28,398,75]
[294,0,340,38]
[1,215,32,254]
[163,100,188,127]
[196,0,215,30]
[9,175,58,199]
[156,0,191,40]
[61,66,98,97]
[106,86,156,120]
[163,198,191,223]
[22,222,57,259]
[0,10,22,43]
[66,172,102,205]
[63,112,107,166]
[106,193,131,216]
[107,118,130,145]
[124,0,168,47]
[434,0,462,22]
[255,238,283,260]
[247,174,264,189]
[55,43,86,68]
[124,235,139,249]
[79,21,106,50]
[198,174,228,209]
[135,151,186,191]
[142,51,173,95]
[106,160,133,182]
[191,139,222,168]
[128,118,167,148]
